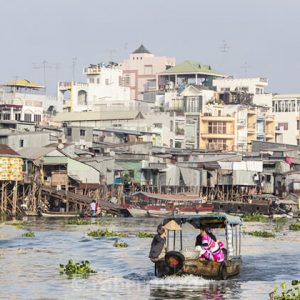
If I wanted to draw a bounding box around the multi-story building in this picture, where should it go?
[120,45,175,101]
[213,77,272,107]
[158,60,226,94]
[0,79,59,124]
[58,63,131,112]
[199,106,236,151]
[272,94,300,145]
[198,104,275,152]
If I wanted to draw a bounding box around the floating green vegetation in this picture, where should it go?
[7,222,25,227]
[65,218,90,225]
[242,213,269,222]
[59,260,96,278]
[137,231,155,238]
[65,218,111,226]
[289,222,300,231]
[113,240,128,248]
[87,229,128,238]
[21,231,35,237]
[244,231,275,238]
[270,280,300,299]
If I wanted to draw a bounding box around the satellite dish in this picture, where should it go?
[57,143,64,149]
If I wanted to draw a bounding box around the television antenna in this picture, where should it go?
[241,61,250,77]
[32,60,51,90]
[220,40,229,53]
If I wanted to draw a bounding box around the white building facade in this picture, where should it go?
[272,94,300,145]
[58,63,131,112]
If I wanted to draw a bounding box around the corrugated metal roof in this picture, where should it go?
[18,147,56,160]
[53,111,141,122]
[161,60,225,77]
[0,79,44,89]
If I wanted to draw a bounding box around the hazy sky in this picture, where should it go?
[0,0,299,94]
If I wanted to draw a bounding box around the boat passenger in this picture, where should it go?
[149,225,166,263]
[197,226,224,262]
[195,227,216,246]
[90,200,96,217]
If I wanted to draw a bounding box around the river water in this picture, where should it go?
[0,217,299,300]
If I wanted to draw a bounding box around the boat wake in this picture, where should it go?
[150,274,213,287]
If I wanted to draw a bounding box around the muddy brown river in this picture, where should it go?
[0,217,299,299]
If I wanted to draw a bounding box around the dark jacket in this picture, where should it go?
[195,234,202,247]
[149,234,166,259]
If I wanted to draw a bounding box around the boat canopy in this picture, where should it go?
[162,213,242,229]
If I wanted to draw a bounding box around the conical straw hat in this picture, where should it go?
[163,220,182,231]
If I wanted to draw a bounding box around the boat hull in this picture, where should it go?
[127,207,148,218]
[155,257,241,279]
[40,211,79,218]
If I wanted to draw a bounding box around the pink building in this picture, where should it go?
[120,45,175,100]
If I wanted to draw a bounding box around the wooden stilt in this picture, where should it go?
[12,181,18,216]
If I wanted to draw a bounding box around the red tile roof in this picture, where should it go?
[0,144,20,157]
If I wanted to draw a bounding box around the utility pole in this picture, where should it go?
[72,58,77,82]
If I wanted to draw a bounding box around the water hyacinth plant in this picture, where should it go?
[59,260,96,278]
[242,213,269,222]
[87,228,128,238]
[269,280,300,299]
[113,240,129,248]
[21,231,35,237]
[289,222,300,231]
[244,231,275,238]
[65,218,90,225]
[137,231,155,238]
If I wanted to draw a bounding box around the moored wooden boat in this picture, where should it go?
[40,211,79,218]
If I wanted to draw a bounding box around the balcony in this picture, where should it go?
[201,132,235,139]
[84,67,101,75]
[266,115,274,122]
[201,115,234,122]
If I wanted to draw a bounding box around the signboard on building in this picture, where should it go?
[0,157,23,181]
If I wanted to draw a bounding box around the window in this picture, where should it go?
[208,122,227,134]
[207,138,227,150]
[15,113,21,121]
[80,129,86,137]
[128,170,134,178]
[105,79,109,85]
[266,174,271,183]
[297,120,300,130]
[144,65,153,75]
[97,78,100,84]
[278,122,288,130]
[19,139,24,148]
[24,114,31,122]
[175,141,182,148]
[34,114,41,123]
[3,113,10,120]
[89,78,94,84]
[125,75,130,86]
[67,128,72,136]
[170,120,173,132]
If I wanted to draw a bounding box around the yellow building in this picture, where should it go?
[199,108,236,151]
[199,105,275,152]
